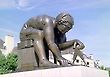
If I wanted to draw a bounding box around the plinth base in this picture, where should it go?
[0,66,109,77]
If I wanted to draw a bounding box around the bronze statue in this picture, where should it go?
[19,12,85,68]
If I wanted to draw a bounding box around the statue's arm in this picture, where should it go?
[58,39,85,50]
[43,19,62,58]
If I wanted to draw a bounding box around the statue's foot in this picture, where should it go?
[57,56,73,67]
[39,59,59,68]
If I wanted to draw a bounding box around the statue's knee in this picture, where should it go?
[32,30,43,37]
[18,39,33,49]
[20,34,28,41]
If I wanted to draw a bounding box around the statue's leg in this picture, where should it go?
[43,40,49,60]
[31,31,58,68]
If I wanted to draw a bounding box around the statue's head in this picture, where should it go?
[56,12,74,33]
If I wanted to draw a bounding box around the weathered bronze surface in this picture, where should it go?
[19,12,85,68]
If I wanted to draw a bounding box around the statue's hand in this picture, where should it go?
[57,56,73,66]
[74,39,85,50]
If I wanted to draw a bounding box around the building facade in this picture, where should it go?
[0,39,4,49]
[0,35,14,55]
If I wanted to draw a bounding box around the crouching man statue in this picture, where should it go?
[19,12,85,68]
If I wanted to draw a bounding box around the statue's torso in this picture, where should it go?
[54,28,66,44]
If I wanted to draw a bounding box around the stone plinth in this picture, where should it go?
[0,66,109,77]
[16,48,38,71]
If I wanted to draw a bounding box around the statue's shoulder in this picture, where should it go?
[41,15,55,20]
[39,15,55,23]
